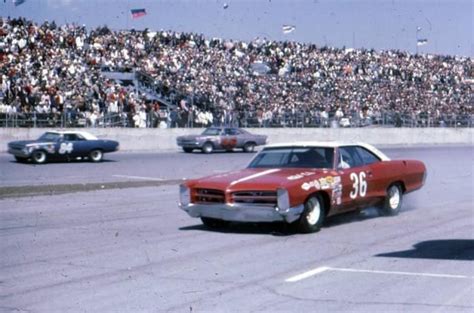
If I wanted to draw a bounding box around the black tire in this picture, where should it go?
[293,194,325,233]
[201,142,214,154]
[14,156,28,163]
[32,150,47,164]
[89,149,103,162]
[201,217,229,229]
[183,147,193,153]
[243,142,256,153]
[380,184,403,216]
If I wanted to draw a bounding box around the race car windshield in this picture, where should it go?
[248,147,334,169]
[38,132,61,141]
[201,128,221,136]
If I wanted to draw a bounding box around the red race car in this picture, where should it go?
[179,142,426,233]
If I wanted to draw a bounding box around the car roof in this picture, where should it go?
[264,141,390,161]
[46,131,98,140]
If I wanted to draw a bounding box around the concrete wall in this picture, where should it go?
[1,128,472,152]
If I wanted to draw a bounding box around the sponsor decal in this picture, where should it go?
[287,172,316,181]
[301,179,321,191]
[319,176,341,189]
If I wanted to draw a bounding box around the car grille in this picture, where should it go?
[231,191,277,206]
[9,143,24,150]
[179,139,197,145]
[194,188,225,204]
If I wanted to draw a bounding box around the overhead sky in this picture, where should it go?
[1,0,472,56]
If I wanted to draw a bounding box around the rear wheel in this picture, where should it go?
[183,147,193,153]
[202,142,214,154]
[243,142,256,153]
[380,184,403,216]
[294,194,325,233]
[32,150,47,164]
[201,217,229,229]
[89,149,103,162]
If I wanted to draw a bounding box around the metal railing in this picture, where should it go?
[0,111,472,128]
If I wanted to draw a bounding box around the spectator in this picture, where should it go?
[0,17,472,128]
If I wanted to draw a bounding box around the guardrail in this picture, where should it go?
[0,111,472,128]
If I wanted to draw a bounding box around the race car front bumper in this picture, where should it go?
[179,202,305,223]
[8,147,31,158]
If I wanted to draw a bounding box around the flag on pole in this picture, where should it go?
[13,0,26,6]
[282,25,296,34]
[131,8,147,19]
[416,26,422,32]
[417,38,428,46]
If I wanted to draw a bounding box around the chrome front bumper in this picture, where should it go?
[179,202,304,223]
[8,148,30,158]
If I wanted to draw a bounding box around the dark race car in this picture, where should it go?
[176,127,267,153]
[8,131,119,164]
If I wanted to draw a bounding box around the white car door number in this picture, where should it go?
[59,142,74,154]
[349,172,367,199]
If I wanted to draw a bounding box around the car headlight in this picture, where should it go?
[179,184,191,206]
[276,188,290,213]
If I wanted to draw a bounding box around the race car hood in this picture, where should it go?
[8,140,53,148]
[177,135,199,141]
[187,167,337,191]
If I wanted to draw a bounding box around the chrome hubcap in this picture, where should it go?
[306,199,321,225]
[91,151,102,160]
[389,186,400,209]
[34,152,45,162]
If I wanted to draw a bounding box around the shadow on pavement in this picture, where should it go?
[180,207,386,236]
[323,207,382,228]
[375,239,474,261]
[9,158,117,165]
[179,222,295,236]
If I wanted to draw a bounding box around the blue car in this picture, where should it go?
[8,131,119,164]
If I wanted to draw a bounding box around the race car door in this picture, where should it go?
[354,146,386,201]
[336,146,373,212]
[62,133,89,157]
[222,128,239,150]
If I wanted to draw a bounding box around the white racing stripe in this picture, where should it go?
[113,175,164,181]
[286,266,473,282]
[229,169,281,186]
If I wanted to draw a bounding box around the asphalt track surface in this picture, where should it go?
[1,146,473,312]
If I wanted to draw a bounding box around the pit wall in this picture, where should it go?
[0,128,472,152]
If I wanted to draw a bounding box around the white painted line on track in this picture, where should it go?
[285,266,330,282]
[113,175,164,181]
[285,266,473,283]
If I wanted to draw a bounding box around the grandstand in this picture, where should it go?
[0,17,472,128]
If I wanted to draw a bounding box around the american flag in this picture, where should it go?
[131,8,147,19]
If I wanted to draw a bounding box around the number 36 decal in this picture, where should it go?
[350,172,367,199]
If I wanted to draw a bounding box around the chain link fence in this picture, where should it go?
[0,111,472,128]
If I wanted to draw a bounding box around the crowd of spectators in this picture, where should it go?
[0,16,472,128]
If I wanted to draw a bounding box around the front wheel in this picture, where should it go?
[32,150,47,164]
[380,184,403,216]
[89,149,103,162]
[293,195,325,233]
[201,217,229,229]
[201,142,214,154]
